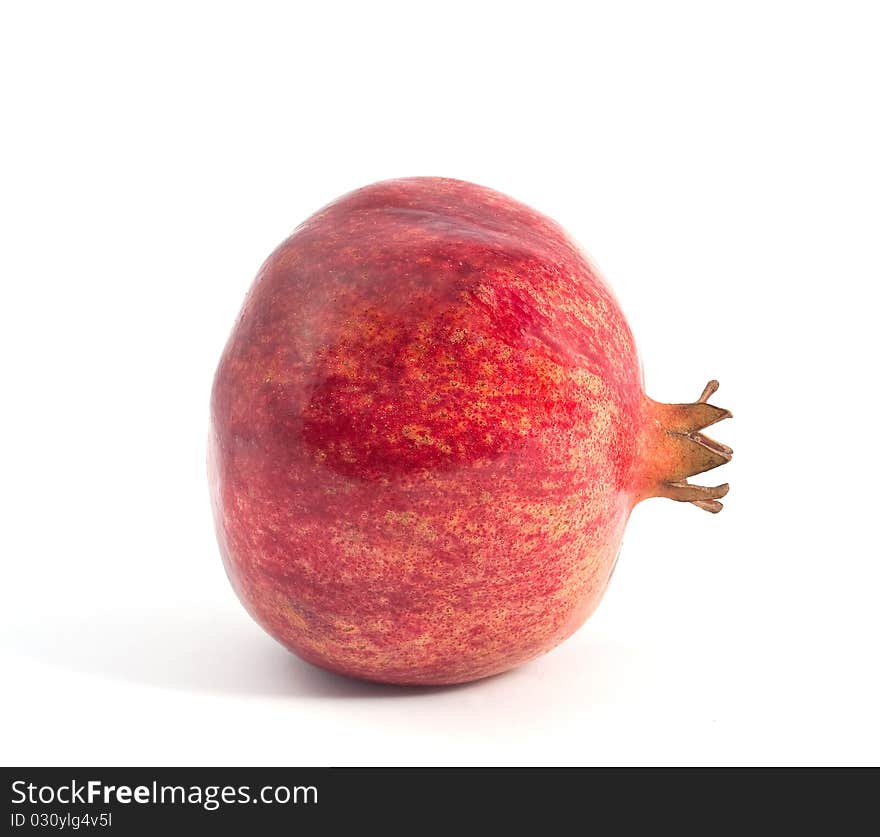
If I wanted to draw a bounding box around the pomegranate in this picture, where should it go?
[209,177,732,685]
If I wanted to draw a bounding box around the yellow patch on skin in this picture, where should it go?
[384,510,416,526]
[381,511,440,545]
[570,367,604,395]
[267,592,309,633]
[401,424,452,454]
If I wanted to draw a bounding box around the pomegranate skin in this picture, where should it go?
[210,177,647,685]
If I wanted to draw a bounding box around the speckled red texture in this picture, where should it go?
[209,177,646,685]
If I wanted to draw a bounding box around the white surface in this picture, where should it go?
[1,2,878,766]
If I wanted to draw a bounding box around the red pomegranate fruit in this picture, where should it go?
[209,177,732,685]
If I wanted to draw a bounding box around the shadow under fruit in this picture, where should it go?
[209,177,732,685]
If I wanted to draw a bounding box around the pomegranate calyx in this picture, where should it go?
[637,380,733,513]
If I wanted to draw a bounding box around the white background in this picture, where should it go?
[2,2,878,766]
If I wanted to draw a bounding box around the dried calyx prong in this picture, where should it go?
[651,380,734,513]
[697,379,719,403]
[659,480,730,514]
